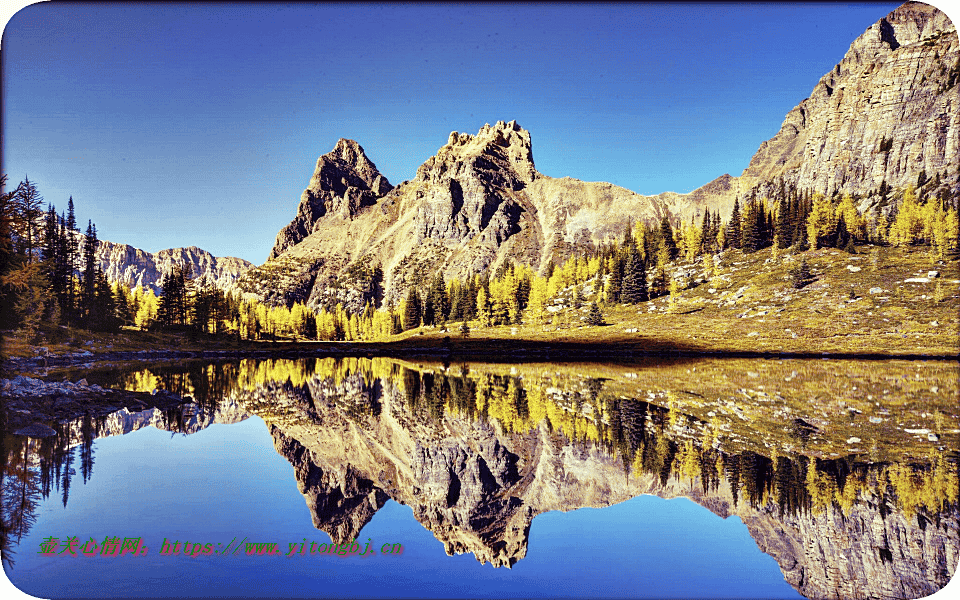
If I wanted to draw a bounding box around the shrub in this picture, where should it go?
[791,259,813,289]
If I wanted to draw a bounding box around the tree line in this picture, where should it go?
[1,176,126,340]
[3,172,956,346]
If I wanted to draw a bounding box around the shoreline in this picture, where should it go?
[3,338,958,377]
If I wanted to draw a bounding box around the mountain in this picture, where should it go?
[93,237,254,294]
[239,121,735,310]
[241,1,957,312]
[270,138,394,260]
[739,1,959,204]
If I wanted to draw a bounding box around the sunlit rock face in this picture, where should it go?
[741,1,959,204]
[243,4,957,312]
[93,239,254,294]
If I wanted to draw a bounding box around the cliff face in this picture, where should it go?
[740,1,958,202]
[93,237,254,294]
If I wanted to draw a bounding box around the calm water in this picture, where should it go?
[2,356,958,599]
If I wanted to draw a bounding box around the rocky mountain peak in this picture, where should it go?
[417,119,536,185]
[270,139,393,259]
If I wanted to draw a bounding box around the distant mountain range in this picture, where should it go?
[93,239,253,294]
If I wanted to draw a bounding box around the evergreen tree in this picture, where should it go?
[448,280,463,321]
[585,301,605,326]
[701,209,713,254]
[775,196,790,248]
[114,283,134,328]
[422,286,436,326]
[741,200,760,252]
[659,216,677,260]
[93,272,118,331]
[835,213,851,249]
[791,258,813,289]
[430,274,449,325]
[13,176,43,261]
[605,258,622,304]
[458,278,472,321]
[81,220,98,327]
[156,263,191,328]
[621,251,648,303]
[402,287,422,331]
[727,198,742,249]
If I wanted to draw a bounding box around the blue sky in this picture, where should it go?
[1,2,934,265]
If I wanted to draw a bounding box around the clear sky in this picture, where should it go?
[2,1,940,265]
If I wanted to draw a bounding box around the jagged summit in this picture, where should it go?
[415,120,537,185]
[243,1,957,311]
[270,138,393,259]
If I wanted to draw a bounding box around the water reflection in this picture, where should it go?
[2,356,958,599]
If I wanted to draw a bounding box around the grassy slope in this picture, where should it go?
[395,244,960,357]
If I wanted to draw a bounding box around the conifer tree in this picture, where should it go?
[659,216,677,260]
[605,258,622,304]
[448,280,463,321]
[701,209,713,254]
[585,301,605,326]
[835,213,851,250]
[806,194,836,249]
[775,196,790,249]
[14,176,43,261]
[422,286,436,326]
[621,251,648,304]
[430,274,449,325]
[741,200,760,252]
[81,220,99,327]
[727,199,742,249]
[402,287,422,331]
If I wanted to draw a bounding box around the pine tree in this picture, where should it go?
[621,252,648,304]
[14,176,43,261]
[775,196,790,249]
[791,258,813,289]
[402,287,422,330]
[835,213,851,250]
[741,200,760,252]
[701,209,713,254]
[727,199,742,249]
[81,220,99,327]
[659,216,677,260]
[156,263,191,328]
[63,197,79,323]
[430,274,449,325]
[605,258,622,304]
[422,285,436,326]
[585,301,605,326]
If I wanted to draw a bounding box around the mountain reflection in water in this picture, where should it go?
[2,356,957,599]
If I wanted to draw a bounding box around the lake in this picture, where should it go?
[2,356,958,599]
